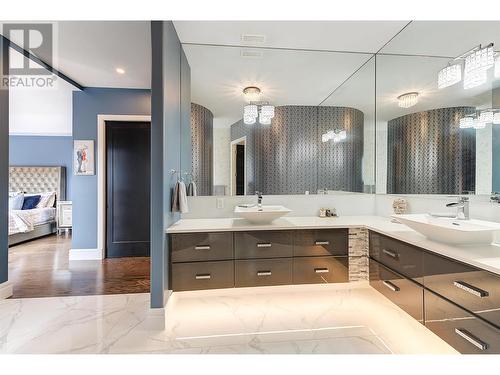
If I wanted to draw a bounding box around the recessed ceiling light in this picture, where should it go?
[116,68,126,74]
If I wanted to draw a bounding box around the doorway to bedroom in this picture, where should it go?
[5,21,152,299]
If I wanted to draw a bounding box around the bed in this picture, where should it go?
[8,166,66,246]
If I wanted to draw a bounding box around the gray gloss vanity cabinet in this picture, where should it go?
[369,258,424,323]
[369,230,500,354]
[170,228,348,292]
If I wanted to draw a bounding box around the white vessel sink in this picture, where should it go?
[393,214,500,245]
[234,205,292,224]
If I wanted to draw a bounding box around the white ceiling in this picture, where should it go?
[174,21,408,53]
[184,44,372,127]
[2,21,151,89]
[2,20,499,113]
[380,21,500,57]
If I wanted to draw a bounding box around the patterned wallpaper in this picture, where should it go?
[191,103,213,195]
[387,107,476,194]
[231,105,364,195]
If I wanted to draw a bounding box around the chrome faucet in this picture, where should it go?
[446,197,470,220]
[256,191,263,210]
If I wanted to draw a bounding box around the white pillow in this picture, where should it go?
[37,191,56,208]
[8,193,24,210]
[9,191,22,198]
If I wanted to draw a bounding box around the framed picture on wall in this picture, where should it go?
[73,140,95,176]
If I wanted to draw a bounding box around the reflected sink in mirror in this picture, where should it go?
[234,205,292,224]
[393,214,500,245]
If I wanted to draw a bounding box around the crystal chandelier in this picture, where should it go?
[437,43,497,90]
[242,86,275,125]
[459,109,500,129]
[438,64,462,89]
[321,129,347,143]
[397,92,419,108]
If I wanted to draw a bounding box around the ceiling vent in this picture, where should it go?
[240,49,264,59]
[240,34,266,44]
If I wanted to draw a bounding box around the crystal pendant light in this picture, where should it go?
[244,104,258,118]
[243,104,258,125]
[464,45,495,75]
[459,117,475,129]
[463,45,494,89]
[260,105,275,118]
[479,110,494,125]
[463,69,487,89]
[258,113,271,125]
[397,92,419,108]
[438,64,462,89]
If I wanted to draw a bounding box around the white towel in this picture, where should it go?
[178,181,189,213]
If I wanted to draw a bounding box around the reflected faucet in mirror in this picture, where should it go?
[255,191,263,210]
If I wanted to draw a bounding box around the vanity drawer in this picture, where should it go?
[424,251,500,328]
[424,289,500,354]
[293,256,348,284]
[369,231,423,282]
[234,231,293,259]
[171,232,233,263]
[369,259,424,323]
[293,229,348,257]
[171,260,234,291]
[235,258,292,287]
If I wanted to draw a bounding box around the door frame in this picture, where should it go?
[97,115,151,259]
[230,136,246,196]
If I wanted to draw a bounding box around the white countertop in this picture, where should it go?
[166,215,500,276]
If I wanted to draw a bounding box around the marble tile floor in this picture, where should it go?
[0,282,457,354]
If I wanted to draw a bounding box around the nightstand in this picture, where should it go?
[57,200,72,234]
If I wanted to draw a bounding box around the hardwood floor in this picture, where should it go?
[8,234,150,299]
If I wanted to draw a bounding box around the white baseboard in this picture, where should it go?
[69,248,104,260]
[0,280,13,299]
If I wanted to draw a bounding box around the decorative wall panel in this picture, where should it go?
[191,103,213,195]
[387,107,476,194]
[317,106,364,192]
[231,105,364,195]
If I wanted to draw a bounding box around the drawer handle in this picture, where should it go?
[453,281,489,298]
[195,274,211,280]
[382,280,400,292]
[314,268,329,273]
[382,248,399,259]
[315,241,330,246]
[455,328,488,351]
[257,271,272,276]
[194,245,211,250]
[257,243,272,248]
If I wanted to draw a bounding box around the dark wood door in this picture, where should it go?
[106,121,150,258]
[236,144,245,195]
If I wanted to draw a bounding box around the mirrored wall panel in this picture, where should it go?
[180,44,376,196]
[376,21,500,196]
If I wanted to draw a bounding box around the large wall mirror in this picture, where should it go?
[376,21,500,196]
[181,44,375,196]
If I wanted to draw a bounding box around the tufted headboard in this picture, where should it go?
[9,166,66,201]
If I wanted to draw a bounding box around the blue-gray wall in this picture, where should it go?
[72,88,151,250]
[0,36,9,285]
[9,135,73,198]
[150,21,190,308]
